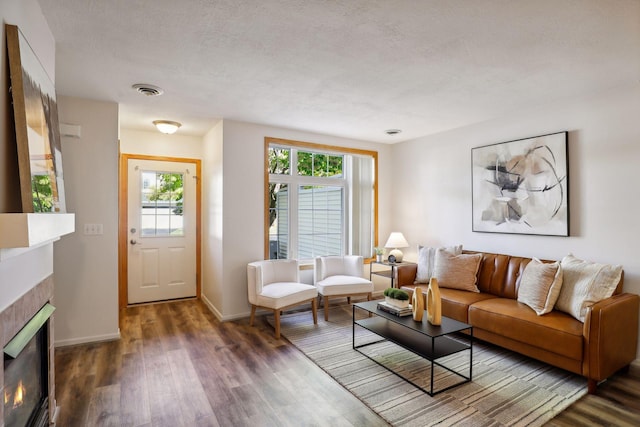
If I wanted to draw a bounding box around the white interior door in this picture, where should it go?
[127,159,197,304]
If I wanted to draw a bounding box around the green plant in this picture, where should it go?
[383,288,409,300]
[374,247,384,255]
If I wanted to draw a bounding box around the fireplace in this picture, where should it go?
[3,322,49,427]
[0,276,57,427]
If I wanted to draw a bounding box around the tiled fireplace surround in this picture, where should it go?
[0,275,56,426]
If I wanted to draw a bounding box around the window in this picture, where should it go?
[265,137,378,260]
[140,171,184,237]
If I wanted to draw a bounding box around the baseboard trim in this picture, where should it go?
[201,294,255,322]
[54,330,121,348]
[201,294,222,320]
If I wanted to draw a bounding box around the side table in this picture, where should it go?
[369,260,415,288]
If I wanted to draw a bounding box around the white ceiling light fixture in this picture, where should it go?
[153,120,182,134]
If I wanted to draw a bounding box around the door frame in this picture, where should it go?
[118,153,202,310]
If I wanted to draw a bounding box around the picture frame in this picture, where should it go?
[471,131,569,236]
[6,24,66,213]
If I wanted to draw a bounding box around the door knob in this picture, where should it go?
[130,239,139,245]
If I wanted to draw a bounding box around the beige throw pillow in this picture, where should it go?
[517,258,563,315]
[555,254,623,322]
[415,244,462,284]
[433,249,482,292]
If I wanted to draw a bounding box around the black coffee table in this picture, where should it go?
[353,300,473,396]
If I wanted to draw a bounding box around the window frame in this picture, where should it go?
[264,137,378,261]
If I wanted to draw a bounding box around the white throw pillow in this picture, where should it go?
[415,244,462,284]
[555,254,622,322]
[433,249,482,292]
[517,258,563,315]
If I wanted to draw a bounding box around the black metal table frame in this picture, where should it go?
[369,260,416,288]
[352,301,473,396]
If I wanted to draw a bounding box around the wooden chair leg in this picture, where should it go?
[274,309,281,339]
[324,296,330,321]
[249,305,256,326]
[587,378,598,394]
[311,298,318,324]
[347,296,351,304]
[367,292,372,301]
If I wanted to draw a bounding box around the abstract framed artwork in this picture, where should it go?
[6,24,66,213]
[472,131,569,236]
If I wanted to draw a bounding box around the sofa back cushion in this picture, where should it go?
[466,251,547,299]
[461,250,624,301]
[464,251,529,298]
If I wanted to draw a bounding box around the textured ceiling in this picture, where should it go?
[37,0,640,143]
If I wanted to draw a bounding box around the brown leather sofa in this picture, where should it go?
[397,250,639,393]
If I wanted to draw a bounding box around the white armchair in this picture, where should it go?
[314,255,373,321]
[247,259,318,339]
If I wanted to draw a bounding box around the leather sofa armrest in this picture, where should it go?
[396,264,418,287]
[583,292,639,390]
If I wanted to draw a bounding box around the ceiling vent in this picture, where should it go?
[131,83,164,97]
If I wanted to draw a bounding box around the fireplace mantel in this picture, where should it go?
[0,213,75,249]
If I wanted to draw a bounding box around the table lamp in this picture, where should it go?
[384,232,409,262]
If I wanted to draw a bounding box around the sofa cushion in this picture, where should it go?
[469,298,583,360]
[433,250,483,292]
[440,288,497,323]
[315,275,373,296]
[517,259,563,315]
[257,282,318,310]
[555,254,623,322]
[415,244,462,283]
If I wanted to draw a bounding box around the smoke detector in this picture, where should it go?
[384,129,402,135]
[132,83,164,97]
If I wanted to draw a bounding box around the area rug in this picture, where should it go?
[268,305,586,427]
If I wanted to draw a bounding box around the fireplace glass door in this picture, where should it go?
[3,326,47,427]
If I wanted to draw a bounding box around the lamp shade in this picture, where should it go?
[384,232,409,262]
[384,232,409,249]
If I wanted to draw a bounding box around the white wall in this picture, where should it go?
[202,120,392,320]
[54,96,120,346]
[201,121,224,316]
[120,128,203,159]
[391,83,640,353]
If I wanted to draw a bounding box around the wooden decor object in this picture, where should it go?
[412,287,424,321]
[427,277,442,325]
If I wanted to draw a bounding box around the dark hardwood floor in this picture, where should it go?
[55,299,387,426]
[546,360,640,426]
[55,299,640,426]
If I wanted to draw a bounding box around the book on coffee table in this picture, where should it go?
[377,301,413,317]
